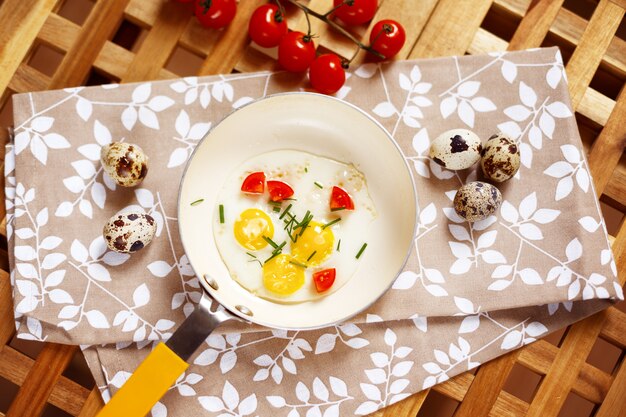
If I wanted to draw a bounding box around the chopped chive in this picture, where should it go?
[307,251,317,262]
[331,207,346,212]
[262,236,279,249]
[276,241,287,251]
[323,218,341,229]
[273,206,281,212]
[264,252,280,264]
[248,259,263,267]
[269,200,281,206]
[219,205,225,223]
[246,252,257,258]
[289,260,307,268]
[190,199,204,206]
[314,181,323,189]
[284,197,298,201]
[298,211,313,237]
[356,243,368,259]
[337,239,341,252]
[279,203,293,220]
[304,167,308,173]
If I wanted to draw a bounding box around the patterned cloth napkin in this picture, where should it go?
[7,47,622,416]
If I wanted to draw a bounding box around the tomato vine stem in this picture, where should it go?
[276,0,386,62]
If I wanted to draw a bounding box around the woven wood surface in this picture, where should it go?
[0,0,624,416]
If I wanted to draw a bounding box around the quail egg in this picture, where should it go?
[454,181,502,222]
[101,142,148,187]
[103,210,156,253]
[429,129,482,170]
[481,133,520,182]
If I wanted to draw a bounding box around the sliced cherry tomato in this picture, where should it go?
[330,186,354,210]
[369,19,406,59]
[195,0,237,29]
[241,172,265,194]
[313,268,336,292]
[333,0,377,25]
[248,4,288,48]
[278,31,316,72]
[309,54,346,95]
[267,180,294,202]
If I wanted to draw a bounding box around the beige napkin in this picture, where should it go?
[7,47,621,416]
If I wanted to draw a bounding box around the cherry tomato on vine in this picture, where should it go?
[309,54,346,95]
[195,0,237,29]
[333,0,378,25]
[369,19,405,59]
[278,31,316,72]
[248,4,288,48]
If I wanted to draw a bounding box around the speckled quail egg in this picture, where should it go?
[429,129,482,170]
[100,142,148,187]
[103,210,156,253]
[481,133,521,182]
[454,181,502,222]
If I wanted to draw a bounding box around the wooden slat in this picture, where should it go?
[600,307,626,348]
[6,343,78,417]
[0,345,90,416]
[39,13,78,51]
[564,0,624,109]
[198,0,264,75]
[0,270,14,346]
[8,64,51,94]
[524,312,606,417]
[595,357,626,417]
[0,0,57,95]
[587,86,626,195]
[432,371,474,402]
[121,1,190,82]
[489,390,529,417]
[508,0,565,50]
[48,0,130,88]
[455,352,519,416]
[496,0,626,78]
[518,340,612,404]
[409,0,494,58]
[76,387,105,417]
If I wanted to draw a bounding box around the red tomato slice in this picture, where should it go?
[267,180,294,202]
[329,186,354,210]
[313,268,336,293]
[241,172,265,194]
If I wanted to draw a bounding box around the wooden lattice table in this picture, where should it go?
[0,0,624,416]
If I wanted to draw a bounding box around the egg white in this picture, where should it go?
[213,150,376,303]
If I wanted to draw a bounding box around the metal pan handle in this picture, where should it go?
[96,295,232,417]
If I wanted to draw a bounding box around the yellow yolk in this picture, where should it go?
[262,254,305,295]
[291,221,334,267]
[233,208,274,250]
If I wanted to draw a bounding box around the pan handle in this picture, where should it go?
[96,296,231,417]
[96,342,188,417]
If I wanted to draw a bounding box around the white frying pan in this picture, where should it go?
[96,93,417,417]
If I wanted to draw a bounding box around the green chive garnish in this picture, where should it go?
[331,207,346,212]
[219,205,224,223]
[307,251,317,262]
[191,199,204,206]
[289,260,307,268]
[337,239,341,252]
[284,198,298,201]
[273,206,281,212]
[356,243,368,259]
[249,259,262,267]
[304,167,308,173]
[279,203,293,220]
[262,236,279,249]
[246,252,257,258]
[314,182,323,189]
[264,252,279,264]
[323,218,341,229]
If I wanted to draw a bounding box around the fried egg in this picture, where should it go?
[213,150,376,303]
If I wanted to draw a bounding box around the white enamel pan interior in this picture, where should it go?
[178,93,417,330]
